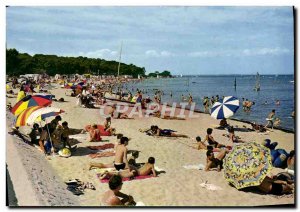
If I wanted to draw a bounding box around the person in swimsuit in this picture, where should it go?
[89,137,131,172]
[228,127,245,143]
[205,149,227,172]
[203,128,226,148]
[99,157,157,180]
[89,124,102,142]
[151,125,189,138]
[101,175,136,206]
[257,175,294,195]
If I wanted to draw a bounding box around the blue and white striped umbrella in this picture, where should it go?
[211,96,239,119]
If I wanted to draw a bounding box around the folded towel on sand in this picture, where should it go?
[89,151,115,158]
[97,174,154,183]
[87,143,114,150]
[183,164,205,170]
[136,201,145,206]
[200,183,223,191]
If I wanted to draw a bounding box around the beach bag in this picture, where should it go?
[58,148,71,158]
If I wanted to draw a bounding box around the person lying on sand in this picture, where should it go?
[89,137,130,171]
[101,175,136,206]
[149,111,185,120]
[205,149,227,172]
[150,125,189,138]
[99,157,157,180]
[251,122,268,133]
[203,128,226,148]
[256,175,294,195]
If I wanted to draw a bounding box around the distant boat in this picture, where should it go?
[253,72,260,91]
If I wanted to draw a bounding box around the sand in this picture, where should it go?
[6,84,295,206]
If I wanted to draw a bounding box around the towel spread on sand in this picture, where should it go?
[89,151,115,158]
[97,174,154,183]
[183,164,205,170]
[199,183,223,191]
[87,143,114,150]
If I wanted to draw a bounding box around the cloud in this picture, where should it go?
[243,47,291,56]
[188,47,292,58]
[80,49,118,59]
[145,50,175,57]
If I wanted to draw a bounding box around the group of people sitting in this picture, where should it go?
[88,135,160,206]
[29,115,77,156]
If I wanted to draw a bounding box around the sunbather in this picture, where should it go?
[99,157,157,179]
[205,149,227,172]
[101,175,136,206]
[89,124,102,142]
[257,175,294,195]
[150,125,189,138]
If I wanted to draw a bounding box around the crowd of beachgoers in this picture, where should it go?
[6,74,295,206]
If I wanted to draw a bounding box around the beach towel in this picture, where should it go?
[183,164,205,170]
[89,151,115,158]
[199,182,223,191]
[97,174,154,183]
[87,143,114,150]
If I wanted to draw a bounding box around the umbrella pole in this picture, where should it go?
[45,121,55,155]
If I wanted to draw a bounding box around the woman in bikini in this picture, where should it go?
[203,128,226,148]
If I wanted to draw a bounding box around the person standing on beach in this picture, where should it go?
[265,109,276,129]
[188,93,193,104]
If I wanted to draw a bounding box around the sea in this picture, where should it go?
[124,75,295,132]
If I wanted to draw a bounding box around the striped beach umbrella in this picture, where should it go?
[210,96,239,120]
[15,106,44,127]
[26,107,65,126]
[223,142,272,189]
[11,95,52,116]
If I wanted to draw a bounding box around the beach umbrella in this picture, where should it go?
[11,95,53,116]
[15,106,45,127]
[223,142,272,190]
[25,107,65,126]
[210,96,239,119]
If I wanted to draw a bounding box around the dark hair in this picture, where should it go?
[108,175,123,190]
[207,128,213,134]
[148,157,155,164]
[228,126,234,133]
[120,136,129,144]
[116,133,123,139]
[33,123,39,129]
[206,150,213,157]
[62,121,68,126]
[289,150,295,157]
[106,116,111,121]
[196,136,201,142]
[55,115,62,121]
[272,109,275,113]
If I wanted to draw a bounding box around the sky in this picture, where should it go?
[6,6,294,75]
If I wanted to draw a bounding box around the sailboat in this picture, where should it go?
[253,72,260,91]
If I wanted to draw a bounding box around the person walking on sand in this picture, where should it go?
[101,175,136,206]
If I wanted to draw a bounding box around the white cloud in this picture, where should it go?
[243,47,291,56]
[82,49,118,59]
[145,50,175,57]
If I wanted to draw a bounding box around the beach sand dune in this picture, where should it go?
[6,85,294,206]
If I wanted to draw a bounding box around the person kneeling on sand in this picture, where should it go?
[205,150,227,172]
[101,175,136,206]
[99,157,157,180]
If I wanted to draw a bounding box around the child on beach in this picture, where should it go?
[150,125,189,138]
[89,124,102,142]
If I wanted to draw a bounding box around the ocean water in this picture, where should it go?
[125,75,295,131]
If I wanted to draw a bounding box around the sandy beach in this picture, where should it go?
[6,84,294,206]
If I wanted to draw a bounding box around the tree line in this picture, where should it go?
[6,48,148,78]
